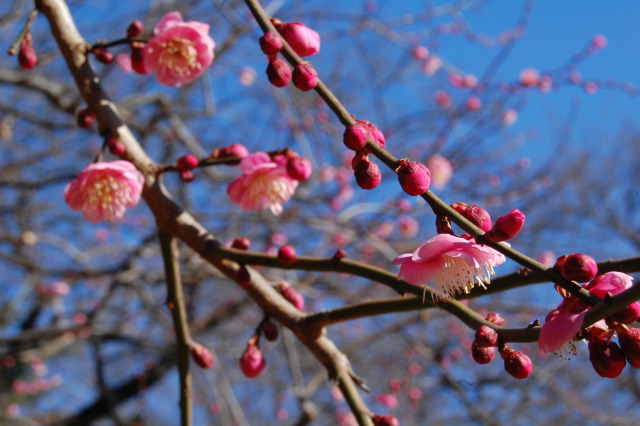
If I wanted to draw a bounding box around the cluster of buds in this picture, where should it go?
[175,154,199,182]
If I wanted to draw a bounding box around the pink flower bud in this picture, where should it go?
[76,108,96,129]
[485,312,505,326]
[396,159,431,196]
[372,414,399,426]
[179,170,195,183]
[354,158,382,190]
[189,342,215,369]
[93,48,114,64]
[412,45,429,60]
[262,321,278,341]
[239,342,266,378]
[519,68,539,86]
[18,34,37,70]
[231,237,251,251]
[211,143,249,160]
[589,336,626,378]
[466,96,482,111]
[235,265,251,287]
[450,202,492,232]
[176,154,199,171]
[292,62,318,91]
[259,31,283,54]
[592,34,607,49]
[107,138,126,156]
[471,340,496,364]
[286,156,312,181]
[485,209,525,243]
[434,90,451,108]
[127,20,144,39]
[274,21,320,57]
[501,347,532,379]
[130,42,150,74]
[475,325,498,347]
[617,327,640,368]
[277,245,297,266]
[266,58,292,87]
[554,253,598,283]
[609,302,640,325]
[279,281,304,310]
[343,120,386,151]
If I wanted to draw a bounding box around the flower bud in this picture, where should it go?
[259,31,283,54]
[266,58,292,87]
[609,302,640,325]
[501,347,532,379]
[279,281,305,310]
[475,325,498,347]
[176,154,199,171]
[130,42,150,74]
[354,158,381,190]
[93,48,114,64]
[343,120,385,151]
[484,209,525,243]
[262,321,279,341]
[179,170,195,183]
[471,340,495,364]
[231,237,251,251]
[107,138,126,156]
[18,34,37,70]
[273,21,320,57]
[485,312,505,326]
[277,245,297,266]
[519,68,539,87]
[589,336,626,378]
[286,156,312,181]
[76,108,96,129]
[450,202,492,232]
[211,143,249,160]
[235,265,251,287]
[372,414,399,426]
[189,342,215,369]
[292,62,318,91]
[239,342,266,378]
[617,327,640,368]
[554,253,598,283]
[396,159,431,196]
[333,248,347,260]
[127,20,144,39]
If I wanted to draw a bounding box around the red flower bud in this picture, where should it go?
[277,245,297,266]
[501,347,532,379]
[333,248,347,260]
[279,281,305,310]
[176,154,199,171]
[396,159,431,196]
[18,34,37,70]
[354,158,381,190]
[235,266,251,287]
[262,321,279,341]
[127,20,144,39]
[211,143,249,160]
[239,342,266,378]
[286,156,312,181]
[485,312,505,326]
[343,120,385,151]
[372,414,400,426]
[266,58,292,87]
[259,31,283,55]
[189,342,215,369]
[292,62,318,91]
[93,48,114,64]
[485,209,525,243]
[130,42,150,74]
[179,170,195,183]
[554,253,598,283]
[617,327,640,368]
[609,302,640,325]
[471,340,495,365]
[76,108,96,129]
[450,202,492,232]
[273,21,320,57]
[589,336,626,378]
[107,138,126,156]
[231,237,251,251]
[475,325,498,347]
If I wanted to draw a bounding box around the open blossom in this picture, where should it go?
[227,152,298,215]
[392,234,506,300]
[64,161,144,223]
[144,11,215,87]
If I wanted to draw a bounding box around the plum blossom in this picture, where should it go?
[392,234,506,300]
[64,161,144,223]
[227,152,298,215]
[425,154,453,190]
[144,11,215,86]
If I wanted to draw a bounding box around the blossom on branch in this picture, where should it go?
[392,234,506,300]
[144,11,215,87]
[227,152,298,215]
[64,161,144,223]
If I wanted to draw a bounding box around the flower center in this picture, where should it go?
[430,256,494,301]
[158,38,201,77]
[84,175,132,221]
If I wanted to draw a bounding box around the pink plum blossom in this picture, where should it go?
[226,152,298,215]
[64,161,144,223]
[392,234,506,300]
[425,154,453,189]
[144,11,215,87]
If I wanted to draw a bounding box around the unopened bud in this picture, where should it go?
[279,281,304,310]
[176,154,199,171]
[211,143,249,160]
[501,347,532,379]
[589,336,626,378]
[107,138,126,156]
[179,170,195,183]
[189,342,215,369]
[372,414,400,426]
[343,120,385,151]
[333,248,347,260]
[485,312,505,326]
[259,31,283,55]
[18,33,37,70]
[235,266,251,287]
[266,58,292,87]
[273,21,320,57]
[554,253,598,283]
[354,158,381,190]
[617,326,640,368]
[76,108,96,129]
[475,325,498,347]
[277,245,297,266]
[286,156,312,181]
[130,42,150,74]
[609,302,640,325]
[93,48,114,64]
[471,340,495,365]
[292,62,318,91]
[485,209,525,243]
[239,342,266,378]
[450,202,492,232]
[127,20,144,39]
[231,237,251,251]
[396,159,431,196]
[262,321,278,341]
